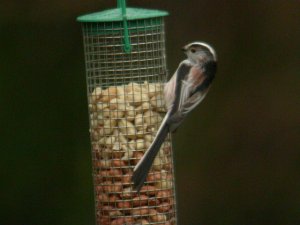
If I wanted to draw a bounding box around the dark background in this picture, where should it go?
[1,1,300,225]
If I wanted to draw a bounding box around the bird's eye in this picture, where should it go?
[190,48,196,53]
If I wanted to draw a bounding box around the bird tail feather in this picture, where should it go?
[132,116,170,192]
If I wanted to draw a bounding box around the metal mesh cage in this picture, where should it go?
[83,18,167,90]
[80,11,177,225]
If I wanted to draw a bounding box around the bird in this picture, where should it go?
[132,41,217,192]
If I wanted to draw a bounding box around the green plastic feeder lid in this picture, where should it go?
[77,7,169,22]
[77,1,169,53]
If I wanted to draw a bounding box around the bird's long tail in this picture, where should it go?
[132,113,170,192]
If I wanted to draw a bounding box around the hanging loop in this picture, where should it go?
[118,0,131,53]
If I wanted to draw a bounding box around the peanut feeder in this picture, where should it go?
[77,1,177,224]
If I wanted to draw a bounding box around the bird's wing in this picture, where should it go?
[168,60,193,115]
[181,89,209,114]
[181,61,217,114]
[164,72,176,111]
[177,65,206,113]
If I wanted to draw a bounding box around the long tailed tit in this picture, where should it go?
[132,42,217,192]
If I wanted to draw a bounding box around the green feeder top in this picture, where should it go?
[77,0,169,53]
[77,7,169,22]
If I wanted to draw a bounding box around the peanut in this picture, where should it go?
[132,195,148,207]
[140,185,156,196]
[149,209,167,222]
[111,159,126,167]
[120,187,135,199]
[98,216,110,225]
[156,202,171,212]
[96,102,108,111]
[136,219,151,224]
[121,171,133,185]
[144,110,163,126]
[90,87,102,103]
[131,207,149,216]
[118,119,136,139]
[97,193,109,202]
[111,217,134,225]
[157,190,171,201]
[101,86,117,102]
[150,94,166,112]
[109,209,122,217]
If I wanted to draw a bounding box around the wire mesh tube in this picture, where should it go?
[82,17,177,225]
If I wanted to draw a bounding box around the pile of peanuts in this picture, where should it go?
[88,82,176,225]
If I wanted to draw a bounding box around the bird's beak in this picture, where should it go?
[181,46,187,53]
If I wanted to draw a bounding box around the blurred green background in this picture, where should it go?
[1,1,300,225]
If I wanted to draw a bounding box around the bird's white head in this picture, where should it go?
[182,42,217,64]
